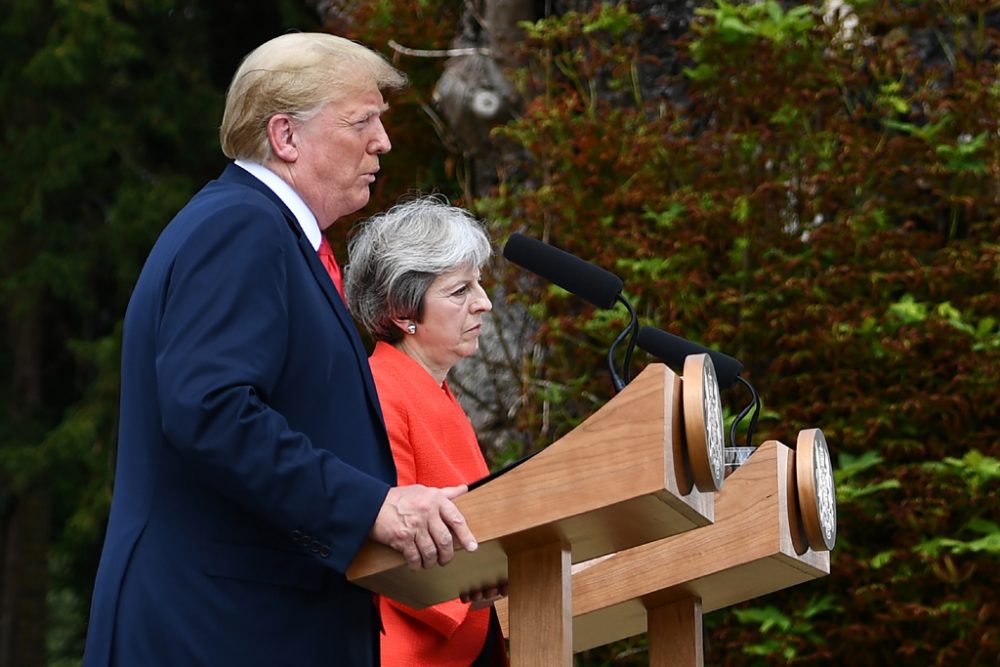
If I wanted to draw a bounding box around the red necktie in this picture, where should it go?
[317,237,345,300]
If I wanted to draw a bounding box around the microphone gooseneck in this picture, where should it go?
[607,294,638,391]
[730,375,761,448]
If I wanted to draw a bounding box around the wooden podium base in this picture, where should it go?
[508,541,572,666]
[346,366,839,665]
[649,598,703,667]
[497,440,830,659]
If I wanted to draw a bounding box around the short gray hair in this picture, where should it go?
[220,32,406,162]
[346,196,492,343]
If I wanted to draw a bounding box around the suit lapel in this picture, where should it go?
[217,164,388,428]
[295,234,387,422]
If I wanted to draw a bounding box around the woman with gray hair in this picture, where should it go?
[347,196,508,666]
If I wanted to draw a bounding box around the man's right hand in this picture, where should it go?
[369,484,478,570]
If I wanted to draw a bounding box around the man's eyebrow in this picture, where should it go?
[358,103,390,120]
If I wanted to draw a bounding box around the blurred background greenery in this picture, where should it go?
[1,1,998,665]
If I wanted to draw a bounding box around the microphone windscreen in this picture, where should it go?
[502,233,623,309]
[636,325,744,389]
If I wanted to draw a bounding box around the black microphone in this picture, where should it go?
[502,233,623,309]
[503,233,634,391]
[636,325,744,390]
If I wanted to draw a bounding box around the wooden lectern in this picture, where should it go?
[348,362,721,666]
[496,435,837,664]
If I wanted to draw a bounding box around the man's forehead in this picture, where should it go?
[331,88,388,112]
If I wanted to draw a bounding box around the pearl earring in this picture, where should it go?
[406,323,416,335]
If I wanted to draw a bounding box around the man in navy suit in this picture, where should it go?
[83,32,479,666]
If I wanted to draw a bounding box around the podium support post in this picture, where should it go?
[508,541,572,666]
[648,597,703,667]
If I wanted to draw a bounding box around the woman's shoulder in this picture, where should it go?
[369,343,428,400]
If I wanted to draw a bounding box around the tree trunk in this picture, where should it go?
[429,0,541,455]
[0,490,51,667]
[0,302,49,667]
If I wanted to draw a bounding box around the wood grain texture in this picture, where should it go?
[682,354,724,492]
[496,440,831,652]
[508,542,572,667]
[347,363,715,609]
[648,598,703,667]
[796,428,838,551]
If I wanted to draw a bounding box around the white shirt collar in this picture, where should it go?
[234,159,322,251]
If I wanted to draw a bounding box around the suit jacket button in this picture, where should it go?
[319,546,331,558]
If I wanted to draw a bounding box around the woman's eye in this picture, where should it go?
[451,286,469,297]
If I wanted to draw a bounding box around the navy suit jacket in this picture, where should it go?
[84,164,396,666]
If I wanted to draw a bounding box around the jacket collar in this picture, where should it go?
[217,162,388,429]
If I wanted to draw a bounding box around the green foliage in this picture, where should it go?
[695,0,815,46]
[517,3,644,111]
[4,0,1000,664]
[912,450,1000,562]
[730,595,841,661]
[475,0,1000,664]
[833,450,901,507]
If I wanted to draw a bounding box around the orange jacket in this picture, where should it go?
[369,342,492,667]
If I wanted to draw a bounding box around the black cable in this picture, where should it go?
[729,375,761,448]
[620,295,639,384]
[606,294,637,392]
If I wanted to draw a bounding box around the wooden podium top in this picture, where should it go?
[519,439,832,652]
[347,363,716,609]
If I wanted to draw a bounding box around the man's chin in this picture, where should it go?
[336,194,372,220]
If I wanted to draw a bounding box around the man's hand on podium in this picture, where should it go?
[370,484,479,570]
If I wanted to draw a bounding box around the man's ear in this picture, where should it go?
[267,114,299,162]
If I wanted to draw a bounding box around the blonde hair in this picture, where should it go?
[220,32,406,162]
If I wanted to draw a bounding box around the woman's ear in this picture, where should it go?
[390,317,413,336]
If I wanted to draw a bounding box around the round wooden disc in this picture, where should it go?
[682,353,725,492]
[795,428,838,551]
[785,446,809,555]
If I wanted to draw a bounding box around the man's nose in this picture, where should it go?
[368,119,391,154]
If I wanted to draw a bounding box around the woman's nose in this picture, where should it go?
[473,285,492,312]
